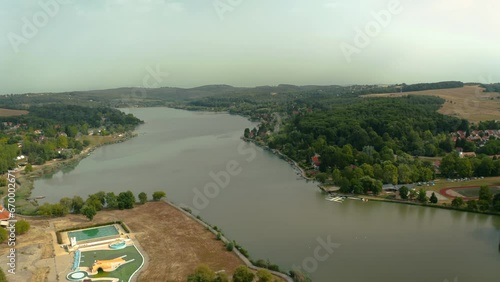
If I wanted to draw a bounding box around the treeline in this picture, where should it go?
[3,104,143,131]
[480,83,500,93]
[440,153,500,178]
[401,81,464,92]
[38,191,166,220]
[187,264,278,282]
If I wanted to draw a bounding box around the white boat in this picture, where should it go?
[326,196,344,203]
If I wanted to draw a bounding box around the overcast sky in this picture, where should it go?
[1,0,499,94]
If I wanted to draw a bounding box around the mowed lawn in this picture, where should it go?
[80,245,143,282]
[452,186,500,198]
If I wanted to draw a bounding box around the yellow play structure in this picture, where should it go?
[88,255,134,275]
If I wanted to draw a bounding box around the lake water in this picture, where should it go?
[33,107,500,282]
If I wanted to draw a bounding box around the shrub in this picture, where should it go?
[152,191,166,201]
[15,220,30,235]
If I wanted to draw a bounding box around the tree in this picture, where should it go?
[429,192,438,204]
[38,203,53,216]
[477,200,490,211]
[492,193,500,211]
[60,197,73,212]
[15,219,30,235]
[382,163,398,184]
[466,200,478,211]
[117,191,135,209]
[315,173,328,184]
[81,205,96,221]
[256,269,274,282]
[86,195,103,211]
[187,264,215,282]
[105,192,118,209]
[138,192,147,204]
[232,266,255,282]
[51,203,69,217]
[451,197,464,208]
[72,196,84,214]
[478,186,492,202]
[409,189,417,200]
[456,158,473,178]
[417,189,427,203]
[152,191,166,201]
[398,186,408,200]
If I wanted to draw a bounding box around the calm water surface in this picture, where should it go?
[33,108,500,282]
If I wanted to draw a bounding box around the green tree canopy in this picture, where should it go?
[232,266,255,282]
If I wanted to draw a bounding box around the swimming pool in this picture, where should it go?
[68,225,119,243]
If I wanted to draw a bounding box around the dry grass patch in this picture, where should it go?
[0,108,28,117]
[363,86,500,123]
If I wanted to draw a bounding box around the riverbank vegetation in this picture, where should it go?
[36,190,166,220]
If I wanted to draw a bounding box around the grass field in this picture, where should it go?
[451,186,500,198]
[80,245,143,282]
[0,108,28,116]
[363,86,500,123]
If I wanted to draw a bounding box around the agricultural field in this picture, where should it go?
[363,86,500,123]
[0,108,28,117]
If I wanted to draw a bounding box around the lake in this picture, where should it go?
[33,107,500,282]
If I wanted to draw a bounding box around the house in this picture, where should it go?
[459,152,476,158]
[0,206,12,227]
[311,155,321,170]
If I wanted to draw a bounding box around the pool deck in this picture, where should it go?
[60,224,125,246]
[55,223,146,282]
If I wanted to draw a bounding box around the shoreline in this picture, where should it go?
[6,131,138,214]
[240,138,500,217]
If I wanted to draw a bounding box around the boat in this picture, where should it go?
[325,196,344,203]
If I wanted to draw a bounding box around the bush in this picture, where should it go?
[15,220,30,235]
[152,191,166,201]
[225,242,234,251]
[138,192,147,204]
[256,269,274,282]
[232,266,255,282]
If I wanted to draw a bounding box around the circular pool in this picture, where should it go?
[66,271,88,281]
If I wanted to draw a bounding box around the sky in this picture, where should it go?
[1,0,499,94]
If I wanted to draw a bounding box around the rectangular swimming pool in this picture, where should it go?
[68,225,119,243]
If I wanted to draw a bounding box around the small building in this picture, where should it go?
[311,155,321,170]
[0,206,12,227]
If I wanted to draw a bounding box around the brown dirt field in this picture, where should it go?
[1,202,286,282]
[53,202,244,281]
[0,108,28,117]
[363,86,500,123]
